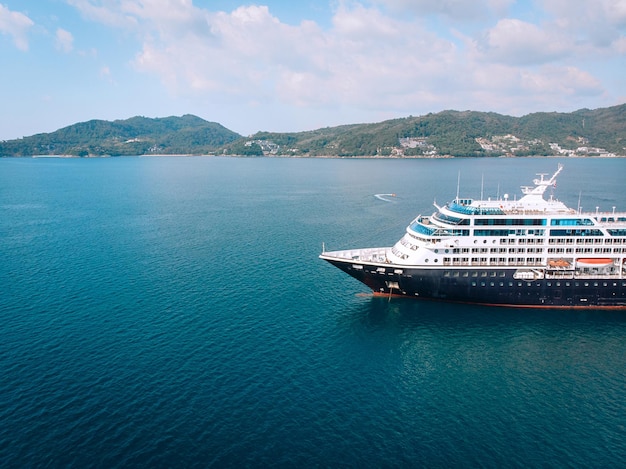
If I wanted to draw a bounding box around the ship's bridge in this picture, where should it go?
[445,165,574,216]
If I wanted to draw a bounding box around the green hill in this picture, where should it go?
[242,104,625,157]
[1,104,624,157]
[0,115,241,156]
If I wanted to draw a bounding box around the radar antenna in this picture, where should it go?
[520,164,563,198]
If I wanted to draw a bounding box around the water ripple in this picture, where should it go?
[2,157,626,467]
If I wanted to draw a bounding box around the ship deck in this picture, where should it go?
[320,247,389,264]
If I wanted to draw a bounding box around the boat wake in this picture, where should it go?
[374,193,397,202]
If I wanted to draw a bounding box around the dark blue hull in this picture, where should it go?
[324,258,626,309]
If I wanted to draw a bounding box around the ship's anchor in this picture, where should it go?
[386,281,400,301]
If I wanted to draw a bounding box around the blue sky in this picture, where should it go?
[1,0,625,140]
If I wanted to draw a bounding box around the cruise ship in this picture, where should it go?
[320,165,626,308]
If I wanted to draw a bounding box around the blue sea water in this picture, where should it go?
[1,156,626,467]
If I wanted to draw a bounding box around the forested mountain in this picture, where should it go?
[1,104,624,157]
[243,104,626,157]
[0,115,241,156]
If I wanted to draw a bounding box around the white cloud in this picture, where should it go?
[475,63,602,97]
[332,3,399,37]
[367,0,515,21]
[464,62,604,115]
[129,2,461,111]
[99,64,117,84]
[0,3,34,51]
[522,66,602,96]
[55,28,74,53]
[65,0,623,127]
[539,0,626,50]
[474,19,570,65]
[67,0,138,29]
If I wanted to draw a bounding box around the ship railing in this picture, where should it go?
[592,212,626,224]
[448,202,505,216]
[543,272,622,280]
[569,272,624,280]
[502,208,577,215]
[323,247,389,263]
[544,271,575,279]
[410,221,436,236]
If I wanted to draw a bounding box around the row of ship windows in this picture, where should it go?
[406,233,626,247]
[469,281,626,288]
[435,214,626,227]
[412,222,626,241]
[443,271,624,282]
[442,247,625,254]
[513,238,626,245]
[415,227,606,237]
[548,237,626,245]
[400,233,626,258]
[437,214,621,227]
[550,238,602,244]
[406,233,626,245]
[401,243,625,256]
[442,257,620,264]
[473,229,612,237]
[547,247,625,254]
[442,257,544,264]
[447,271,508,277]
[443,247,545,254]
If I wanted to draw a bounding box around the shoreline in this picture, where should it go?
[16,153,626,159]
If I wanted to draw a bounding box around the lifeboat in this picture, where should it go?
[576,258,613,267]
[548,259,570,268]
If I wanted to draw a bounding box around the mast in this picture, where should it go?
[480,174,484,200]
[520,164,563,199]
